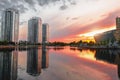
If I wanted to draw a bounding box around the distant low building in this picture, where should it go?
[94,30,116,43]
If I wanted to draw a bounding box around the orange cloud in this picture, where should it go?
[50,10,120,42]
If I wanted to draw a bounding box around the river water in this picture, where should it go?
[0,46,119,80]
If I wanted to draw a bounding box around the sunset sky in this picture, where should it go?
[0,0,120,42]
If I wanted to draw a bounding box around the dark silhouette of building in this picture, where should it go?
[0,49,18,80]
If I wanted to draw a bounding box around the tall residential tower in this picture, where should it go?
[42,23,49,44]
[28,17,42,44]
[115,17,120,41]
[0,8,19,43]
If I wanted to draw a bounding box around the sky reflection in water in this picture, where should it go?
[0,47,119,80]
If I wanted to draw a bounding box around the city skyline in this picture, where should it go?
[0,8,49,44]
[0,0,120,42]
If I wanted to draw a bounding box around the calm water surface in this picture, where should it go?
[0,46,120,80]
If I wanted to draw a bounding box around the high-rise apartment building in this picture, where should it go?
[42,23,49,44]
[116,17,120,29]
[28,17,42,44]
[0,8,19,43]
[114,17,120,41]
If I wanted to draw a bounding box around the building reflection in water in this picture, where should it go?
[27,46,49,76]
[42,46,49,69]
[95,49,120,79]
[95,50,116,64]
[0,49,18,80]
[114,51,120,79]
[27,47,42,76]
[53,47,64,51]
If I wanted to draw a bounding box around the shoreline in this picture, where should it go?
[71,46,120,50]
[0,45,41,49]
[0,45,119,50]
[79,46,120,49]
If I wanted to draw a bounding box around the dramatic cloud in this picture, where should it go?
[24,0,35,5]
[0,0,27,13]
[60,5,68,10]
[37,0,59,6]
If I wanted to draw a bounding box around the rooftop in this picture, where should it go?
[5,8,19,13]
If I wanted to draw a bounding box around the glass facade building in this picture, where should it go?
[0,8,19,43]
[42,23,49,44]
[28,17,42,44]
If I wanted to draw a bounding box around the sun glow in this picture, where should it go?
[78,27,116,37]
[80,30,106,37]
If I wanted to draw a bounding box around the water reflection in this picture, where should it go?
[0,48,18,80]
[115,54,120,79]
[70,47,77,51]
[0,46,49,80]
[27,47,42,76]
[42,46,49,69]
[26,46,49,76]
[1,47,120,80]
[95,49,120,79]
[53,47,64,51]
[95,50,116,64]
